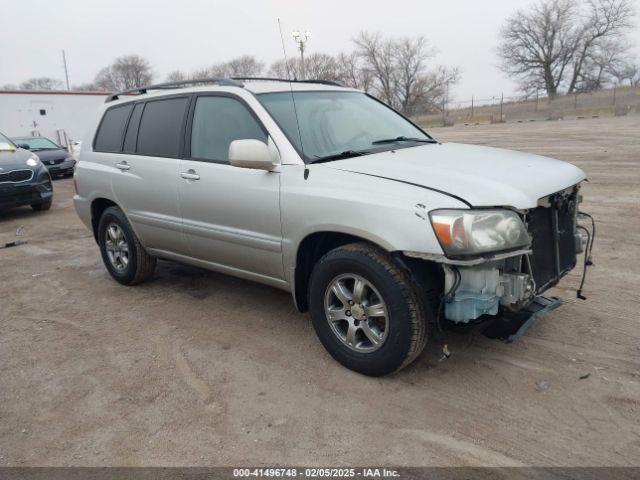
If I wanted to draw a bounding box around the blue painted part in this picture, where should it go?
[445,290,499,323]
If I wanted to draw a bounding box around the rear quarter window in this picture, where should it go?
[123,103,145,153]
[94,104,134,152]
[136,97,189,158]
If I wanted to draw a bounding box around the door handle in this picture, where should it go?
[180,170,200,180]
[115,162,130,171]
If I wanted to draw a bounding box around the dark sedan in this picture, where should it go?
[12,136,76,177]
[0,132,53,212]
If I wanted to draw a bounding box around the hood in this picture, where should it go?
[32,148,70,162]
[0,147,38,171]
[321,143,586,209]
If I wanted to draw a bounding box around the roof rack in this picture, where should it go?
[105,76,345,103]
[105,77,244,103]
[232,77,344,87]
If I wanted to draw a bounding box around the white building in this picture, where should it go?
[0,90,109,146]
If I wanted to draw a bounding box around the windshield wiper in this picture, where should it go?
[371,136,437,145]
[310,150,369,164]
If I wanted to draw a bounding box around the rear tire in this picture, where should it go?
[31,198,52,211]
[308,242,427,376]
[98,206,156,285]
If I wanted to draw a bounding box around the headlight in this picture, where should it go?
[429,209,530,257]
[26,156,41,167]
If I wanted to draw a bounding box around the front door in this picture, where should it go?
[178,94,283,281]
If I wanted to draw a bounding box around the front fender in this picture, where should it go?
[280,164,468,280]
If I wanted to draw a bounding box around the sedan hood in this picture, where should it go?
[33,149,70,162]
[321,143,586,209]
[0,147,36,171]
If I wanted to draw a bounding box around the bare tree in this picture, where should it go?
[498,0,579,98]
[94,55,154,91]
[268,59,300,79]
[576,37,627,90]
[73,82,99,91]
[567,0,635,92]
[224,55,264,77]
[19,77,64,90]
[354,31,459,114]
[354,32,397,105]
[166,70,188,82]
[335,52,374,91]
[301,53,339,80]
[608,57,640,85]
[499,0,635,96]
[190,55,265,79]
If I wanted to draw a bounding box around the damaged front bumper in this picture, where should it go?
[404,204,593,326]
[481,295,562,342]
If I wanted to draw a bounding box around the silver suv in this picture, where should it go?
[74,78,593,376]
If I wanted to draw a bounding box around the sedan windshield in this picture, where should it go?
[13,137,59,151]
[257,91,434,162]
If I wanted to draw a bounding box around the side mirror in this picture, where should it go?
[17,144,30,150]
[229,139,277,171]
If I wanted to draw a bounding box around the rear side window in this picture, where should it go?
[94,104,133,152]
[190,96,266,162]
[123,103,144,153]
[136,97,189,157]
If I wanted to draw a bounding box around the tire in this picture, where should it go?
[97,206,156,285]
[31,198,52,211]
[308,242,427,376]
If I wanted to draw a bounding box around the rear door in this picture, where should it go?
[178,93,284,281]
[103,96,190,254]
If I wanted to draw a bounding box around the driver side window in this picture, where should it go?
[190,96,267,163]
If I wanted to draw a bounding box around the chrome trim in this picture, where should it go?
[403,248,532,266]
[0,169,34,184]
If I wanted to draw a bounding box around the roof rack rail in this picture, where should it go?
[231,77,345,87]
[105,77,245,103]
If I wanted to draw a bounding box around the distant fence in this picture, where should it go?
[414,86,640,128]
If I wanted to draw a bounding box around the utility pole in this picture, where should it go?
[62,50,70,90]
[442,81,448,126]
[292,30,311,80]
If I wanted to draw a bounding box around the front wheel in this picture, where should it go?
[308,242,427,376]
[31,198,52,211]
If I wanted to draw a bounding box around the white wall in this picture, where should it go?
[0,91,108,145]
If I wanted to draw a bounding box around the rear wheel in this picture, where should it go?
[98,206,156,285]
[308,242,427,376]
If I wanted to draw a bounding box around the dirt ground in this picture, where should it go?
[1,116,639,467]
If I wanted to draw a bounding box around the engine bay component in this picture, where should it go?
[499,272,535,310]
[443,261,535,323]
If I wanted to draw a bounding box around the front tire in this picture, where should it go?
[98,206,156,285]
[308,242,427,376]
[31,198,52,211]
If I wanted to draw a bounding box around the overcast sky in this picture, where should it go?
[2,0,639,101]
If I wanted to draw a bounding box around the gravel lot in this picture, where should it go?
[1,116,639,467]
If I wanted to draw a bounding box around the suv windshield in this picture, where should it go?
[0,132,16,150]
[257,91,434,162]
[14,137,59,151]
